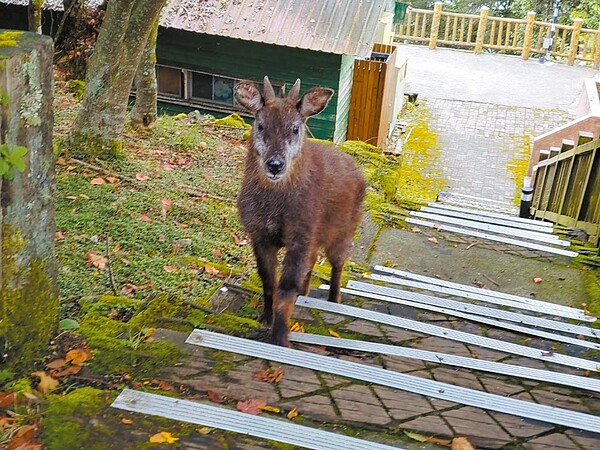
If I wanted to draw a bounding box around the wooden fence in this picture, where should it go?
[396,3,600,68]
[531,134,600,244]
[347,43,401,147]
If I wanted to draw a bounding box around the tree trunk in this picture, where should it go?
[130,18,159,130]
[67,0,166,160]
[28,0,43,34]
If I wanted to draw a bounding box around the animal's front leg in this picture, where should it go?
[271,246,311,347]
[253,240,278,326]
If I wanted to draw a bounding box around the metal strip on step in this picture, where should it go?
[406,218,578,257]
[111,389,401,450]
[367,272,591,323]
[438,191,514,206]
[372,265,594,321]
[420,206,554,233]
[362,276,598,336]
[410,212,569,246]
[333,285,600,350]
[289,333,600,393]
[340,286,600,350]
[296,297,599,371]
[187,330,600,433]
[428,202,554,227]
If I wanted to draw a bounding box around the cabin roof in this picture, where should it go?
[160,0,391,58]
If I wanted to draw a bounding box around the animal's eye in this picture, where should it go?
[257,123,264,132]
[292,126,299,135]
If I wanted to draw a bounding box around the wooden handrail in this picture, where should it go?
[396,3,600,69]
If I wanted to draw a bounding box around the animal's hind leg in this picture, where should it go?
[253,240,278,326]
[325,239,351,303]
[301,248,319,297]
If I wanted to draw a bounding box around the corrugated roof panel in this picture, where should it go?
[160,0,388,57]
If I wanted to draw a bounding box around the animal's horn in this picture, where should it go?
[263,76,275,101]
[287,79,301,102]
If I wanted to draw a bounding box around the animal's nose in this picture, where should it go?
[265,157,284,175]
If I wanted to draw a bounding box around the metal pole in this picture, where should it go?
[540,0,560,63]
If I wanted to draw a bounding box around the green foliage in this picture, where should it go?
[212,113,251,129]
[0,144,27,179]
[0,31,21,47]
[66,79,86,101]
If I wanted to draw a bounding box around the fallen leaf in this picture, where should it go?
[212,248,222,258]
[105,176,119,184]
[55,156,68,166]
[0,392,16,408]
[161,198,172,209]
[54,231,66,241]
[139,214,152,222]
[411,227,422,233]
[231,233,248,246]
[157,380,176,391]
[164,265,178,273]
[86,251,107,270]
[121,283,139,295]
[121,418,133,425]
[90,177,105,185]
[204,265,221,277]
[451,437,476,450]
[533,277,543,284]
[45,359,67,370]
[206,390,225,404]
[135,173,150,181]
[52,365,82,378]
[328,329,341,338]
[31,371,59,394]
[258,405,280,413]
[290,322,304,333]
[236,398,265,415]
[404,430,451,446]
[149,431,178,444]
[65,347,92,365]
[253,367,284,383]
[428,237,439,244]
[287,408,299,420]
[196,427,215,435]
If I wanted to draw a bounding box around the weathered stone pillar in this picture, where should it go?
[0,30,58,370]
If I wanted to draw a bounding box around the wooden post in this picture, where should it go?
[474,7,489,54]
[521,11,536,60]
[429,2,443,50]
[567,19,583,65]
[593,28,600,70]
[0,30,58,370]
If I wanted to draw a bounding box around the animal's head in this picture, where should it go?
[234,76,334,182]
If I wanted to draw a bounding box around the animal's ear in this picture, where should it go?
[297,87,334,118]
[234,81,264,114]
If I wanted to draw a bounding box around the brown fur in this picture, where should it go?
[235,77,366,347]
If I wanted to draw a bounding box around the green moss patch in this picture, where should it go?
[0,31,22,48]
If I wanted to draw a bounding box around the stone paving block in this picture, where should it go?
[292,305,317,322]
[428,397,460,411]
[399,415,454,439]
[529,389,592,413]
[441,406,512,449]
[412,336,474,358]
[463,344,510,362]
[381,354,427,373]
[341,319,384,337]
[565,429,600,449]
[478,375,526,397]
[317,312,346,325]
[319,373,354,388]
[379,324,426,343]
[502,356,552,371]
[276,365,322,398]
[431,367,484,390]
[388,303,420,321]
[488,411,553,438]
[330,384,391,425]
[361,301,390,314]
[525,433,579,449]
[373,386,435,421]
[280,393,338,422]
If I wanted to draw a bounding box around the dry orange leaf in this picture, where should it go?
[65,347,92,365]
[31,371,59,394]
[135,173,150,181]
[121,418,133,425]
[236,398,265,415]
[287,408,299,420]
[86,251,107,270]
[139,214,152,222]
[253,367,284,383]
[451,437,476,450]
[45,358,67,370]
[52,364,82,378]
[204,265,221,276]
[206,390,225,404]
[90,177,105,185]
[105,176,119,184]
[164,265,179,273]
[149,431,178,444]
[0,392,16,408]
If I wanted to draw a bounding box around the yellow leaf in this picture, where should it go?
[31,371,59,394]
[328,329,341,338]
[90,177,105,185]
[451,437,476,450]
[258,405,280,413]
[149,431,179,444]
[65,347,92,365]
[121,418,133,425]
[287,408,299,420]
[290,322,304,332]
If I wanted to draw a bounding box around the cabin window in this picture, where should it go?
[156,66,182,97]
[190,72,235,105]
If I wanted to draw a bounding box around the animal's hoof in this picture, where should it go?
[271,333,291,348]
[258,310,273,326]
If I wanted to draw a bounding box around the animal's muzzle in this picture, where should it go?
[265,157,285,176]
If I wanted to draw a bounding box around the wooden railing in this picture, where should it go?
[396,3,600,68]
[531,134,600,244]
